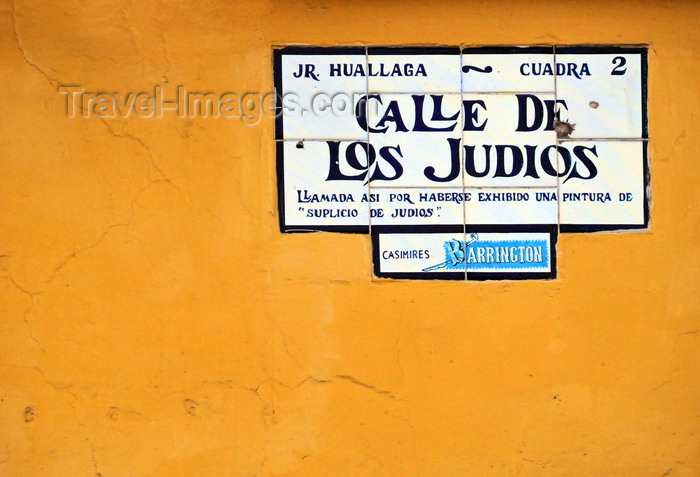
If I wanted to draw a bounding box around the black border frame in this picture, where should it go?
[368,46,460,56]
[461,46,554,55]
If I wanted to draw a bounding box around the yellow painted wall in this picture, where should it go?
[1,0,699,475]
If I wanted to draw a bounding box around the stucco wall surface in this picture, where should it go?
[0,0,698,475]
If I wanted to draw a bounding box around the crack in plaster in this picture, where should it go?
[10,0,59,88]
[1,364,81,426]
[2,169,178,353]
[46,221,131,283]
[107,406,152,422]
[92,447,101,477]
[159,31,171,84]
[300,374,402,401]
[117,0,145,77]
[46,119,186,283]
[98,118,180,191]
[6,277,44,352]
[95,118,235,239]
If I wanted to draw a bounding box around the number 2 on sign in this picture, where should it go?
[611,56,627,75]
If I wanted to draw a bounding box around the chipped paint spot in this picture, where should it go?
[183,399,198,416]
[554,118,576,138]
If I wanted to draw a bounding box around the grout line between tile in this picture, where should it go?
[554,46,561,237]
[463,91,556,95]
[460,51,470,281]
[363,46,375,281]
[559,137,651,142]
[276,139,369,143]
[368,91,470,95]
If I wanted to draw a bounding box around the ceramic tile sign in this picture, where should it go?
[273,45,649,279]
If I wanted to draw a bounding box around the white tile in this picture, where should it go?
[367,47,461,93]
[465,188,558,225]
[555,50,645,138]
[279,141,370,230]
[368,93,464,188]
[558,141,647,229]
[368,188,466,226]
[374,231,467,277]
[462,47,555,92]
[464,231,555,277]
[276,48,369,140]
[462,93,558,187]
